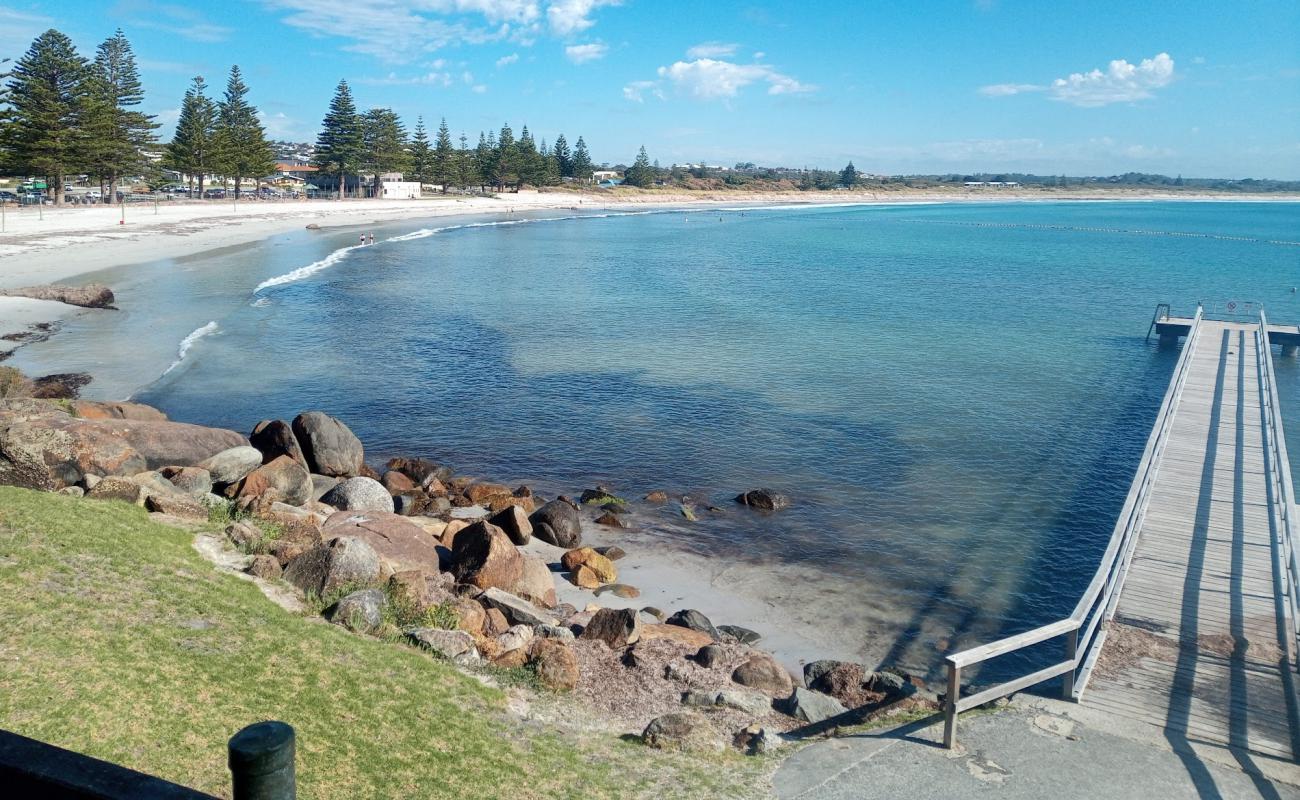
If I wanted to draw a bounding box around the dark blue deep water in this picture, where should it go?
[17,200,1300,670]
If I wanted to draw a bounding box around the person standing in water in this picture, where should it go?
[359,234,365,246]
[368,233,375,244]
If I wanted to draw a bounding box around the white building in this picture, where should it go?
[380,181,421,199]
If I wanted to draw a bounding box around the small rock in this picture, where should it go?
[535,624,575,640]
[642,713,721,752]
[732,653,794,696]
[246,555,282,580]
[580,607,642,648]
[717,689,772,716]
[571,564,600,589]
[145,491,207,519]
[529,638,579,692]
[326,588,386,633]
[406,627,477,659]
[580,487,625,506]
[694,644,725,668]
[718,624,762,645]
[497,624,534,653]
[159,466,213,497]
[561,547,617,583]
[593,583,640,599]
[787,687,848,724]
[735,488,791,511]
[595,545,626,561]
[381,470,417,494]
[666,609,720,640]
[85,476,146,504]
[593,512,625,528]
[682,690,720,707]
[508,554,558,608]
[679,504,697,521]
[733,724,785,755]
[641,606,665,621]
[483,607,510,635]
[644,490,669,503]
[59,485,85,497]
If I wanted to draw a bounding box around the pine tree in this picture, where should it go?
[473,132,494,192]
[432,117,454,192]
[552,133,572,178]
[214,66,273,199]
[166,75,216,196]
[313,79,363,199]
[83,30,157,200]
[624,145,653,188]
[362,107,408,197]
[839,161,859,187]
[517,125,540,187]
[407,116,431,184]
[571,136,593,184]
[455,132,473,190]
[494,123,517,191]
[4,29,91,205]
[540,139,561,186]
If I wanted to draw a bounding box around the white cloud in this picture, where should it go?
[648,58,814,100]
[122,2,232,42]
[0,7,52,58]
[622,80,662,102]
[547,0,619,36]
[978,83,1043,97]
[980,53,1176,107]
[565,42,607,63]
[265,0,616,62]
[357,71,456,86]
[472,84,488,93]
[686,41,739,59]
[496,52,520,67]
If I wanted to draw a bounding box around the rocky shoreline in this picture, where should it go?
[0,366,937,755]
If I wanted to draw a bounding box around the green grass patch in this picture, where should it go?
[0,487,766,798]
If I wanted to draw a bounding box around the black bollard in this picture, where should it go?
[228,721,296,800]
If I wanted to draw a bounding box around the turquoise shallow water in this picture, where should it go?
[15,200,1300,670]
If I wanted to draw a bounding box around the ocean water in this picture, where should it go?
[13,200,1300,674]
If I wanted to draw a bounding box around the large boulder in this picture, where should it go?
[326,589,386,634]
[237,456,313,506]
[85,476,146,504]
[580,607,642,649]
[320,476,393,513]
[489,505,532,545]
[735,488,791,511]
[291,412,363,477]
[283,536,381,597]
[69,400,167,421]
[732,653,794,696]
[803,660,873,708]
[0,415,146,489]
[321,510,441,576]
[528,499,582,548]
[249,419,308,469]
[561,547,617,584]
[507,555,557,607]
[641,713,721,752]
[450,521,523,591]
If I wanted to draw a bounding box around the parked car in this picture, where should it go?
[0,190,17,202]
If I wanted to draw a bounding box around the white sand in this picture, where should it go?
[0,297,82,340]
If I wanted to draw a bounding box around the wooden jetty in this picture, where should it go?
[941,304,1300,768]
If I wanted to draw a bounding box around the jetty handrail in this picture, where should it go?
[1256,309,1300,662]
[941,304,1204,748]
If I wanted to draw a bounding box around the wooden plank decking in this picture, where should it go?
[1085,320,1300,763]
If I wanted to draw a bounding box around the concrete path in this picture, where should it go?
[773,697,1300,800]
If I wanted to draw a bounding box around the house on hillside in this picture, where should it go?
[592,170,620,183]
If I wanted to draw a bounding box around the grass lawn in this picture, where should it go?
[0,486,767,799]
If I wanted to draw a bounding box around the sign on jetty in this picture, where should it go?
[943,303,1300,768]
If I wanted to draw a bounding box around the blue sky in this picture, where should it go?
[3,0,1298,177]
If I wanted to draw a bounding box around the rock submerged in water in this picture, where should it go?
[528,499,582,548]
[735,488,791,511]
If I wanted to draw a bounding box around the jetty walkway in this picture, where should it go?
[943,305,1300,769]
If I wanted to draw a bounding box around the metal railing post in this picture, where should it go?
[943,662,960,749]
[229,721,296,800]
[1062,627,1079,699]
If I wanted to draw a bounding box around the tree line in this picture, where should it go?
[310,79,601,198]
[0,28,276,204]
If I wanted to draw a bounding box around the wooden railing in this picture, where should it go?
[941,305,1205,748]
[1256,309,1300,665]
